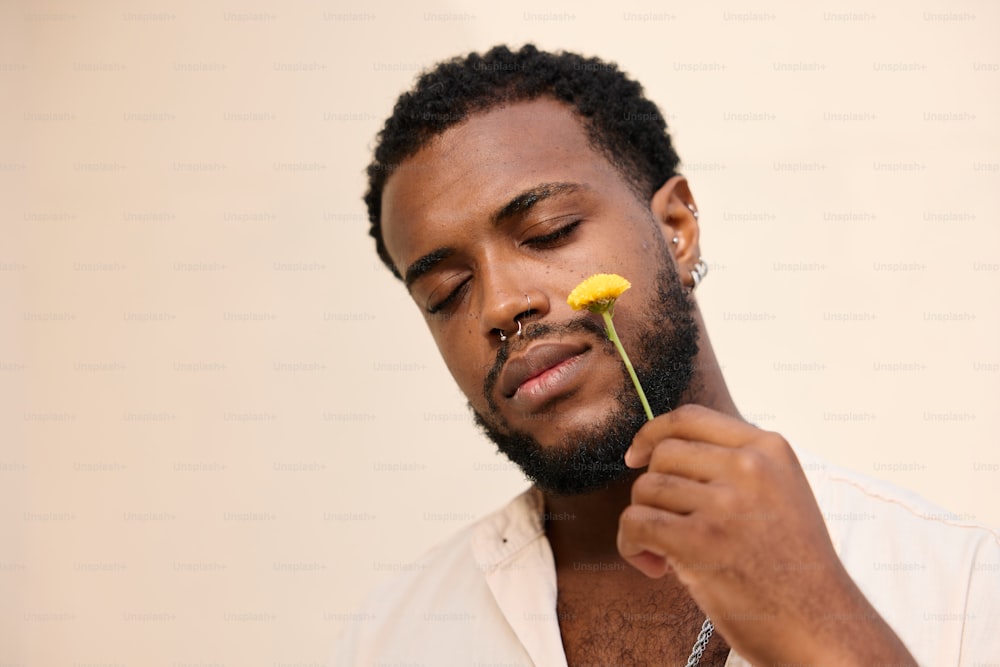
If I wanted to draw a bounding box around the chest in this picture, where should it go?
[555,571,731,666]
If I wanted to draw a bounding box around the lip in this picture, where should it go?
[499,341,591,403]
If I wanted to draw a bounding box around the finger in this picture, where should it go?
[631,471,711,514]
[642,438,731,481]
[624,550,671,579]
[617,504,685,567]
[626,404,759,467]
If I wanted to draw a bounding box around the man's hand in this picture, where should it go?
[616,404,917,666]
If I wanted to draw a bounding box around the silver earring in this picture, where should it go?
[516,320,522,336]
[671,236,679,245]
[499,330,507,342]
[690,257,708,290]
[686,203,699,219]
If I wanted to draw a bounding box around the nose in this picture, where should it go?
[479,277,548,341]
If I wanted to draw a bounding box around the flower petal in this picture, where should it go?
[567,274,631,313]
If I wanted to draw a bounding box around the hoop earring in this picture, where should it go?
[690,257,708,291]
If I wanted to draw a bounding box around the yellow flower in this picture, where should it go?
[566,273,632,313]
[566,273,653,421]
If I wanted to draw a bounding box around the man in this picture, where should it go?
[338,44,998,666]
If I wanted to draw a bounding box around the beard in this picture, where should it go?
[471,256,700,496]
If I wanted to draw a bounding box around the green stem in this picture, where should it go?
[602,311,654,422]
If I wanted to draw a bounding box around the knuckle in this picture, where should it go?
[758,430,791,454]
[673,404,704,419]
[734,449,765,477]
[621,504,665,536]
[631,473,653,503]
[619,504,645,529]
[687,513,723,545]
[631,423,653,450]
[648,442,672,470]
[637,472,676,501]
[632,471,654,493]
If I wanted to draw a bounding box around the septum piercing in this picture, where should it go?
[499,294,530,342]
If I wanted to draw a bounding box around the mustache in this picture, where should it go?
[482,316,609,411]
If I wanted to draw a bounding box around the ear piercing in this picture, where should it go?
[690,258,708,290]
[673,204,697,245]
[681,205,704,290]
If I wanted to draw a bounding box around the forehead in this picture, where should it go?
[380,98,619,269]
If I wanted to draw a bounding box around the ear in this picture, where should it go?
[649,175,702,280]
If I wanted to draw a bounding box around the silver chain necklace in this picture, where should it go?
[684,618,715,667]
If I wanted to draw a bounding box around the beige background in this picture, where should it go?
[2,0,998,664]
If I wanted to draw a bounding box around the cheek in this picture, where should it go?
[432,325,492,401]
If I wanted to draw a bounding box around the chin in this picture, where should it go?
[472,395,645,496]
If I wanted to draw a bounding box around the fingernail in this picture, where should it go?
[623,447,634,467]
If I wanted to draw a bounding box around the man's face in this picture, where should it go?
[381,98,699,494]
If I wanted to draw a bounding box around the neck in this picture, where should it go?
[544,306,741,563]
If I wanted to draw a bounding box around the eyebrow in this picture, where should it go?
[492,182,583,226]
[404,247,454,288]
[403,181,586,289]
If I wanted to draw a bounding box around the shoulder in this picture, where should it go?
[363,484,543,603]
[334,487,541,665]
[795,446,998,551]
[795,446,1000,665]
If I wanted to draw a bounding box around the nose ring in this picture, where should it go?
[499,318,523,342]
[498,295,531,342]
[515,294,529,337]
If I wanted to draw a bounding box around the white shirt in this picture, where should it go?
[335,448,1000,666]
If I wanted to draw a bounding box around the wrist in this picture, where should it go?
[799,573,917,666]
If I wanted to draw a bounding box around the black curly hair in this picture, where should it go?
[364,44,682,279]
